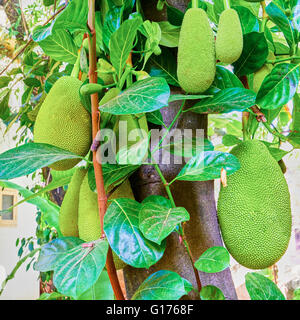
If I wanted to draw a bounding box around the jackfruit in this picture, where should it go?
[78,175,135,269]
[217,140,291,269]
[59,168,87,237]
[177,8,216,93]
[252,52,275,93]
[216,9,243,64]
[34,76,92,171]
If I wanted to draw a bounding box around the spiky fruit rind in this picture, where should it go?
[59,168,87,237]
[216,9,243,64]
[34,76,91,171]
[217,140,292,269]
[177,8,216,93]
[78,176,134,269]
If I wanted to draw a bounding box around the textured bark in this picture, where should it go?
[123,0,237,300]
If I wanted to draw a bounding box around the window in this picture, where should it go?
[0,188,18,226]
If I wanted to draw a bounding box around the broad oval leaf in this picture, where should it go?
[0,143,82,180]
[103,198,166,268]
[194,246,230,273]
[131,270,193,300]
[157,21,180,48]
[53,0,89,32]
[266,1,295,49]
[233,32,269,76]
[34,29,78,64]
[142,195,172,209]
[245,272,285,300]
[34,237,84,272]
[200,285,225,300]
[173,151,240,182]
[53,239,109,299]
[256,63,300,110]
[139,203,190,245]
[232,6,259,35]
[99,77,170,115]
[109,16,143,79]
[77,270,114,300]
[188,88,256,114]
[209,66,244,94]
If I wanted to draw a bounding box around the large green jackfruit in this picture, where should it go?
[216,9,243,64]
[59,168,87,237]
[177,8,216,93]
[78,175,135,269]
[217,140,292,269]
[34,76,92,171]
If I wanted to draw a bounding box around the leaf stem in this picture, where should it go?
[267,56,300,64]
[87,0,124,301]
[192,0,198,8]
[262,122,288,141]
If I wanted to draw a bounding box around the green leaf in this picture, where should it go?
[109,16,143,79]
[146,48,180,87]
[34,29,78,64]
[102,6,122,50]
[188,88,256,114]
[53,239,109,299]
[0,76,12,88]
[167,5,184,26]
[103,198,166,268]
[256,63,300,110]
[131,270,193,300]
[102,163,140,190]
[0,88,11,121]
[174,151,240,182]
[232,6,259,34]
[168,94,212,103]
[233,32,269,76]
[209,66,244,94]
[0,180,61,233]
[146,110,165,126]
[139,203,190,245]
[222,134,242,147]
[157,21,180,48]
[99,77,170,115]
[23,77,41,87]
[0,174,72,214]
[38,292,67,300]
[77,270,114,300]
[291,93,300,134]
[34,237,84,272]
[142,195,172,209]
[195,246,230,273]
[245,272,285,300]
[0,143,82,180]
[266,1,296,49]
[53,0,89,32]
[200,285,225,300]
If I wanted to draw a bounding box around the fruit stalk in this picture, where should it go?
[87,0,125,301]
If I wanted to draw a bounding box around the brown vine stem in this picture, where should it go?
[87,0,125,301]
[0,4,67,76]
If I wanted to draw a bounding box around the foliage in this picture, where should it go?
[0,0,298,300]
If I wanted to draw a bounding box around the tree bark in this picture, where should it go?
[124,0,238,300]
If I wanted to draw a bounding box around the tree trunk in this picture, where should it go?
[124,0,238,300]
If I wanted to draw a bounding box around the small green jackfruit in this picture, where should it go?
[216,9,243,64]
[217,140,292,269]
[59,168,87,237]
[252,52,275,93]
[78,175,135,269]
[177,8,216,93]
[34,76,92,171]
